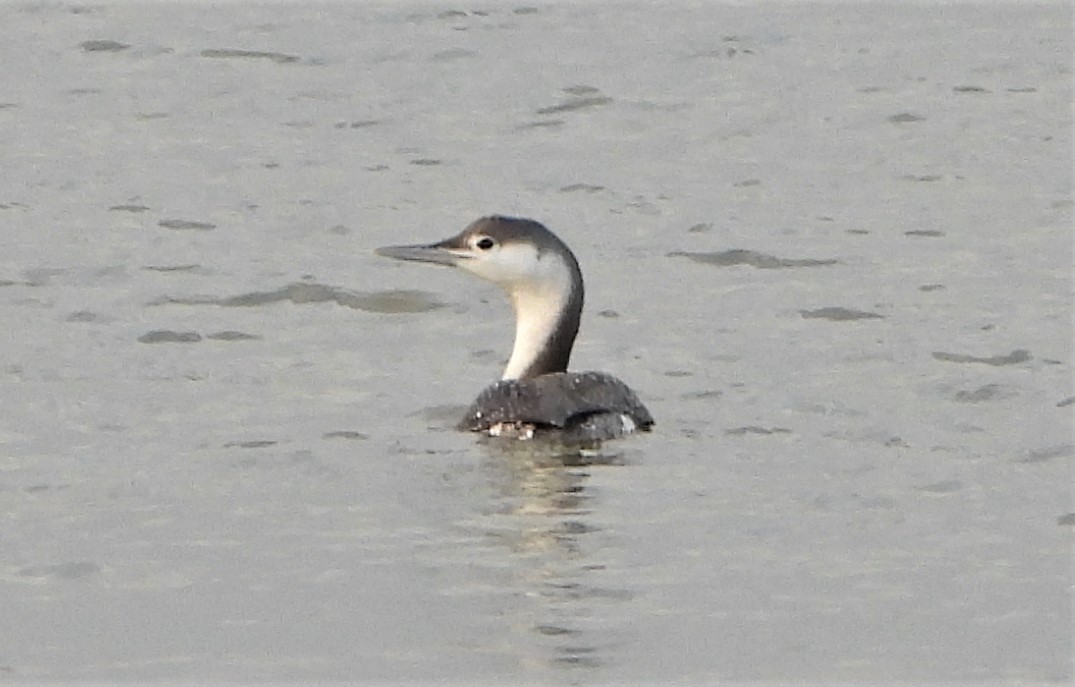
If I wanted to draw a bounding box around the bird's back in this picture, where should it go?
[459,371,654,442]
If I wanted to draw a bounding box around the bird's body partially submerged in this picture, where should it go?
[460,371,653,442]
[376,215,653,443]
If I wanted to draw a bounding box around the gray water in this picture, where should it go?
[1,2,1071,682]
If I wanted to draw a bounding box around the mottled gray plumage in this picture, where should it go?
[459,371,655,437]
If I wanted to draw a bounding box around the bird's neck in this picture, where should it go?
[501,278,582,380]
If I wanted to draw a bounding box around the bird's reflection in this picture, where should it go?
[476,439,632,673]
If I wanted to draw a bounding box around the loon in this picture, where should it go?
[376,215,654,442]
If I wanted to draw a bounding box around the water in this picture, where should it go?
[1,1,1071,682]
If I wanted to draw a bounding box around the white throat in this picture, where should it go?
[502,283,571,380]
[456,241,580,381]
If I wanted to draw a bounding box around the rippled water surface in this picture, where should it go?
[1,1,1071,683]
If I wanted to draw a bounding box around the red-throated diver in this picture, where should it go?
[376,215,654,442]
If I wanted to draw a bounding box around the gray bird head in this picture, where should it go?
[376,216,585,380]
[376,215,581,295]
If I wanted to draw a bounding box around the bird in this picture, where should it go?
[376,215,653,443]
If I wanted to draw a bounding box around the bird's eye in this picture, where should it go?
[475,237,496,251]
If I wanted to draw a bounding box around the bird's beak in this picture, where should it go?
[375,240,469,267]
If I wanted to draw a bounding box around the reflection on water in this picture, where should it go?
[476,441,630,673]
